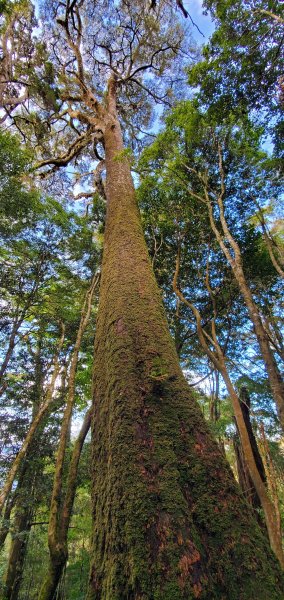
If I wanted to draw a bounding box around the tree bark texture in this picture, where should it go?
[234,262,284,428]
[86,95,284,599]
[259,423,283,543]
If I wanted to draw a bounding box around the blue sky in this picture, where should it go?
[183,0,215,42]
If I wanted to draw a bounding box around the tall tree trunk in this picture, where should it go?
[233,434,257,505]
[39,274,98,600]
[86,84,284,599]
[238,387,266,482]
[234,262,284,426]
[209,369,219,422]
[216,365,284,567]
[0,318,21,385]
[176,219,283,564]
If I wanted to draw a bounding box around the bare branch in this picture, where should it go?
[35,130,93,175]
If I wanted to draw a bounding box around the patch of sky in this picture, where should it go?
[183,0,215,42]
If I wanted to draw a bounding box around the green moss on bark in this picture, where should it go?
[86,118,284,600]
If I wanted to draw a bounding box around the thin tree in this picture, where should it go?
[198,141,284,428]
[39,272,99,600]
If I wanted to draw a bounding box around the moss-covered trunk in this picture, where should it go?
[37,552,66,600]
[4,503,33,600]
[87,84,283,599]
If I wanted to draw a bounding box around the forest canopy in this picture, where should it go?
[0,0,283,598]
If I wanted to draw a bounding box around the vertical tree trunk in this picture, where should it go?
[233,387,266,510]
[38,408,92,600]
[259,423,283,541]
[209,370,219,422]
[233,434,257,504]
[0,318,21,385]
[172,245,284,564]
[238,387,266,482]
[234,263,284,427]
[4,491,33,600]
[0,495,15,551]
[86,86,284,599]
[173,257,284,564]
[39,275,98,600]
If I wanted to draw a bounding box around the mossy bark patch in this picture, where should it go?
[86,115,284,600]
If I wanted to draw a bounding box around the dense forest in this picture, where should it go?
[0,0,283,598]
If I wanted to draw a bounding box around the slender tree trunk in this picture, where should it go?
[0,459,32,553]
[238,387,266,482]
[86,85,284,599]
[38,408,92,600]
[233,434,257,505]
[233,387,266,509]
[262,311,284,363]
[261,227,284,278]
[253,198,284,277]
[39,274,98,600]
[3,492,33,600]
[0,495,15,550]
[0,318,21,383]
[3,332,48,600]
[234,263,284,427]
[205,183,284,429]
[0,324,65,514]
[220,367,284,566]
[259,423,283,541]
[209,370,219,422]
